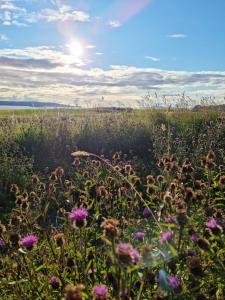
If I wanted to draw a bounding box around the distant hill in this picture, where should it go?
[0,100,75,108]
[192,104,225,112]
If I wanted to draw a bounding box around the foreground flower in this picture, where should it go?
[49,276,60,289]
[160,231,172,244]
[20,235,38,250]
[206,218,218,229]
[168,275,181,290]
[101,218,120,240]
[134,231,145,240]
[92,284,108,300]
[0,239,5,249]
[69,208,88,228]
[143,207,152,218]
[116,243,139,267]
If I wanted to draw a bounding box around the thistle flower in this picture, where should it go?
[160,231,172,244]
[131,248,140,264]
[92,285,108,300]
[164,216,176,224]
[157,175,164,183]
[207,218,218,229]
[147,175,155,185]
[0,239,5,249]
[189,257,202,276]
[49,276,60,289]
[116,243,135,267]
[21,235,38,250]
[134,231,145,240]
[143,207,152,218]
[190,233,199,243]
[69,208,88,228]
[31,175,39,185]
[168,275,181,290]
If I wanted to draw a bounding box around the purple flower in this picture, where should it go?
[131,249,140,263]
[143,207,152,218]
[69,208,88,221]
[165,216,177,224]
[0,239,5,249]
[134,232,145,240]
[49,276,60,289]
[20,235,38,250]
[88,268,97,275]
[168,275,181,290]
[206,218,218,229]
[185,249,196,257]
[92,284,108,299]
[160,231,172,244]
[190,233,199,243]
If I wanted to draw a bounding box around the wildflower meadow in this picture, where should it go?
[0,108,225,299]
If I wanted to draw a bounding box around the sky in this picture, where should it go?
[0,0,225,107]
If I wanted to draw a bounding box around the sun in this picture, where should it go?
[66,40,83,59]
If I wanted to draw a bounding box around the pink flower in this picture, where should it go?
[134,232,145,240]
[92,284,108,299]
[69,208,88,221]
[160,231,172,244]
[21,235,38,250]
[131,249,140,263]
[206,218,218,229]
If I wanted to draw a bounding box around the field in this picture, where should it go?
[0,108,225,299]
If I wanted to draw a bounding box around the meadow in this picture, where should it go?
[0,108,225,299]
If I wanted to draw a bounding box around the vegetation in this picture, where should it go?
[0,108,225,299]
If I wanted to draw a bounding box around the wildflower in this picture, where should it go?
[143,207,152,218]
[64,284,84,300]
[87,268,97,275]
[101,218,120,240]
[160,231,172,244]
[164,192,172,202]
[92,285,108,300]
[20,235,38,250]
[55,166,64,178]
[49,276,60,289]
[131,248,140,264]
[0,239,5,249]
[50,171,57,181]
[69,208,88,228]
[116,243,134,267]
[168,275,181,290]
[134,231,145,240]
[190,233,199,243]
[164,216,176,224]
[98,186,108,197]
[207,218,218,229]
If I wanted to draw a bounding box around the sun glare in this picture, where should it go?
[66,40,83,58]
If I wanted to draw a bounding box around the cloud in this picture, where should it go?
[145,56,160,62]
[168,33,187,38]
[0,33,8,41]
[109,20,122,28]
[86,45,96,49]
[0,1,90,26]
[95,52,103,56]
[0,46,224,107]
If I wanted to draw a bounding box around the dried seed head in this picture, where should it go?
[101,218,120,240]
[54,233,65,247]
[64,284,85,300]
[50,172,57,182]
[31,175,39,185]
[55,166,65,178]
[146,175,155,185]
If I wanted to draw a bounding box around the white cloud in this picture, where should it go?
[0,46,224,107]
[168,33,187,38]
[0,33,8,41]
[145,56,160,62]
[86,45,96,49]
[0,1,90,26]
[95,52,103,56]
[109,20,122,28]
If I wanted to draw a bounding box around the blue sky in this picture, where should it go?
[0,0,225,107]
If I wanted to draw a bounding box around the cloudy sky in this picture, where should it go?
[0,0,225,107]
